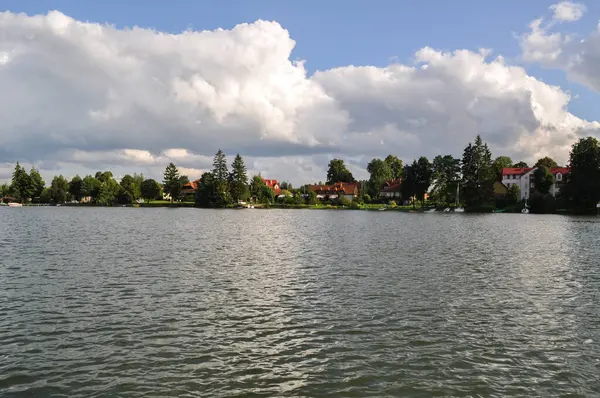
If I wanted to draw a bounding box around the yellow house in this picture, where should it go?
[493,181,508,196]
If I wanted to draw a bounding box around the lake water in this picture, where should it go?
[1,208,600,397]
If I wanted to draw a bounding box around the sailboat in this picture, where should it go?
[454,183,464,212]
[521,198,530,214]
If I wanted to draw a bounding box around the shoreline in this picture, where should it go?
[3,202,585,215]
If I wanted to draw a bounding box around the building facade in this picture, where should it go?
[501,167,569,200]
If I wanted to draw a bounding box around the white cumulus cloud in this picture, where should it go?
[0,9,598,185]
[520,2,600,94]
[549,1,587,22]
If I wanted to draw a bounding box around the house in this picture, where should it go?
[493,181,508,197]
[501,167,569,200]
[262,179,281,196]
[309,182,359,201]
[379,178,402,199]
[181,179,200,196]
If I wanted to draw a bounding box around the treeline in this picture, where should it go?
[3,135,600,212]
[323,135,600,213]
[1,165,163,205]
[193,150,314,207]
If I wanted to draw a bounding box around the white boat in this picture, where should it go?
[443,207,451,212]
[8,202,23,207]
[454,183,464,212]
[427,208,436,212]
[522,199,530,214]
[378,206,386,211]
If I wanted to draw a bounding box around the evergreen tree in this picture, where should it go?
[461,135,494,211]
[195,172,216,207]
[163,163,181,202]
[10,162,33,202]
[211,150,230,206]
[29,167,45,199]
[229,154,249,202]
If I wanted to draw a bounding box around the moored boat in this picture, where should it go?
[8,202,23,207]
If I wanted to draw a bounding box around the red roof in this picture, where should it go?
[501,167,533,177]
[502,167,570,177]
[550,167,569,175]
[381,178,402,192]
[262,179,281,195]
[310,182,359,195]
[182,179,200,192]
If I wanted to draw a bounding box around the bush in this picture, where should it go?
[338,196,351,207]
[388,200,397,207]
[350,201,361,210]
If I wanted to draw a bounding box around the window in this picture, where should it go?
[556,173,562,181]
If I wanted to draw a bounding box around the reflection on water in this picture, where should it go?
[1,208,600,396]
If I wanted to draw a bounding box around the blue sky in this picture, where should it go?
[4,0,600,121]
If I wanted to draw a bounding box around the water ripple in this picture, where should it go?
[1,208,600,396]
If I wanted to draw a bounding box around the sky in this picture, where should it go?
[2,0,600,185]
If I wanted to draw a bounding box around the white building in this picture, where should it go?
[501,167,569,200]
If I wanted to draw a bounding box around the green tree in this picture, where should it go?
[326,158,355,184]
[507,184,520,205]
[97,178,121,205]
[229,154,249,202]
[492,156,513,180]
[306,190,318,205]
[293,193,304,205]
[49,175,70,203]
[513,161,529,168]
[431,155,460,203]
[163,163,181,202]
[141,179,161,203]
[39,187,51,204]
[535,156,558,169]
[250,175,274,204]
[400,164,416,208]
[131,173,144,201]
[82,175,101,201]
[384,155,404,180]
[29,167,45,199]
[367,158,393,199]
[414,157,433,208]
[1,183,10,198]
[564,137,600,211]
[212,150,229,182]
[10,162,33,202]
[69,175,83,201]
[212,150,230,206]
[120,174,135,203]
[461,135,494,211]
[96,171,113,183]
[533,165,555,194]
[195,172,216,207]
